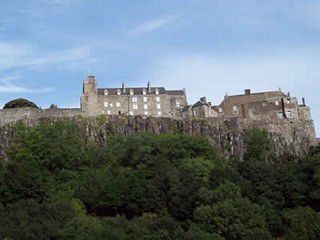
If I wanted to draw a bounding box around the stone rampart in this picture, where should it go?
[0,108,82,126]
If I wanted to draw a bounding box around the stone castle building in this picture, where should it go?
[79,75,316,141]
[80,75,313,127]
[188,89,313,123]
[81,76,188,118]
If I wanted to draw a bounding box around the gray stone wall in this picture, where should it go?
[0,108,82,126]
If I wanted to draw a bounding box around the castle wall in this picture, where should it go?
[0,108,82,126]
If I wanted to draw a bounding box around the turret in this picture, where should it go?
[81,75,99,115]
[83,75,96,95]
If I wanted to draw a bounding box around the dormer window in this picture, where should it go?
[142,89,146,95]
[130,89,134,95]
[104,90,108,95]
[155,88,159,95]
[117,89,121,95]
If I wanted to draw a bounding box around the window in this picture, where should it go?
[144,111,148,115]
[117,89,121,95]
[277,112,283,118]
[104,102,108,107]
[129,111,133,115]
[157,111,162,116]
[157,103,161,109]
[286,110,293,118]
[101,110,105,114]
[132,97,138,103]
[287,99,291,104]
[155,88,159,95]
[107,110,111,115]
[219,107,223,113]
[275,101,279,106]
[109,103,113,107]
[143,97,148,102]
[130,89,134,95]
[143,89,146,95]
[176,102,180,107]
[116,102,121,107]
[133,104,138,110]
[144,104,148,110]
[104,90,108,95]
[156,96,160,102]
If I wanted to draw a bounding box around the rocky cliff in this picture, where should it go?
[0,114,316,162]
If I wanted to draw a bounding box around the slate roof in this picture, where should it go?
[220,90,287,105]
[97,87,184,96]
[192,100,208,108]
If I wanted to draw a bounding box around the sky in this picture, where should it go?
[0,0,319,135]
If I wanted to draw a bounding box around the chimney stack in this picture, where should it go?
[147,82,151,93]
[245,89,251,95]
[200,97,207,103]
[122,82,126,93]
[302,97,306,106]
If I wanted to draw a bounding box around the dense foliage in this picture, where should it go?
[3,98,38,109]
[0,121,319,239]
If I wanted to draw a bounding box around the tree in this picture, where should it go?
[282,207,320,240]
[3,98,38,109]
[243,128,275,162]
[194,198,272,240]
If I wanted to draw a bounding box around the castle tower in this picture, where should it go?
[80,75,99,115]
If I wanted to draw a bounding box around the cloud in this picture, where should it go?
[129,15,180,36]
[144,50,320,136]
[0,84,53,94]
[0,42,93,71]
[0,75,53,94]
[145,51,319,104]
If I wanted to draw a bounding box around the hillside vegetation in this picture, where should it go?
[0,120,320,239]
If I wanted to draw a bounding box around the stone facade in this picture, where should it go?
[81,76,188,118]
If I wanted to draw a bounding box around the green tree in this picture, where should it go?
[3,98,38,109]
[194,198,272,240]
[282,207,320,240]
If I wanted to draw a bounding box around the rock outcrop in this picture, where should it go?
[0,114,316,162]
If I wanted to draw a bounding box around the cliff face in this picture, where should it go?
[0,115,316,162]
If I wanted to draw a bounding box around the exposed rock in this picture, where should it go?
[0,115,316,162]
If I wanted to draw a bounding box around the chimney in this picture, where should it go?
[87,75,95,82]
[122,82,126,93]
[302,97,306,106]
[244,89,251,95]
[200,97,207,103]
[147,82,151,93]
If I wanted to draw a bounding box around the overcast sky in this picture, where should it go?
[0,0,319,135]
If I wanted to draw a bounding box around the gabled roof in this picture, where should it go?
[192,100,210,108]
[220,90,287,105]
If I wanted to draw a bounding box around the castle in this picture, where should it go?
[81,76,188,118]
[80,75,314,126]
